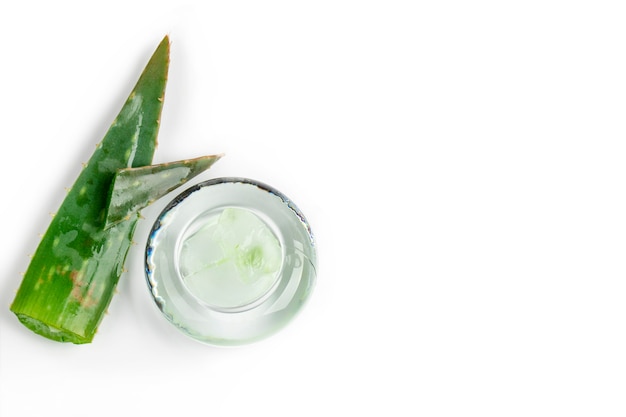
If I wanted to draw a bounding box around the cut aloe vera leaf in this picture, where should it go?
[10,36,170,344]
[104,154,223,229]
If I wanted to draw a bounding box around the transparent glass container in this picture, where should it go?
[145,177,317,346]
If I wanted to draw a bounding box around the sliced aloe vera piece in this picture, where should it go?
[104,154,223,229]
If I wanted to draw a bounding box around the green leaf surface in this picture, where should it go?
[104,154,223,229]
[10,36,170,344]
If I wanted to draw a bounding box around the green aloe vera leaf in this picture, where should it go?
[104,154,223,229]
[10,36,170,344]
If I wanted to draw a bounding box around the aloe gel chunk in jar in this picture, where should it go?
[179,207,283,309]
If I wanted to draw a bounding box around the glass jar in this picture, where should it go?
[145,177,317,346]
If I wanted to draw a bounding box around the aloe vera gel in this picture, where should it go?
[180,207,282,309]
[146,178,317,346]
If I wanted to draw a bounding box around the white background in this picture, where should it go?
[1,1,626,415]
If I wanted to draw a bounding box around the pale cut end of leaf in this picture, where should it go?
[104,154,223,229]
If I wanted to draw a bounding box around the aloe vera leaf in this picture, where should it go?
[10,36,170,344]
[104,154,223,229]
